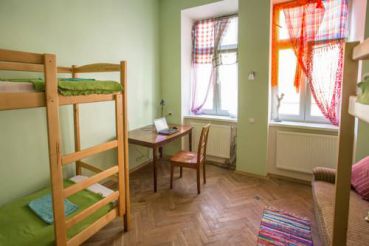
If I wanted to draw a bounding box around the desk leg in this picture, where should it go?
[189,130,192,151]
[159,147,163,159]
[153,146,158,192]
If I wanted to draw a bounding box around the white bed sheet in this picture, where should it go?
[0,81,35,92]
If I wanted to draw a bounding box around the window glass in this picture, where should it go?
[193,64,214,111]
[278,49,300,116]
[311,100,323,117]
[218,55,238,116]
[220,17,238,48]
[278,11,290,40]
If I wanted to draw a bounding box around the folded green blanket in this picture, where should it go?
[0,78,123,96]
[28,194,78,224]
[358,79,369,105]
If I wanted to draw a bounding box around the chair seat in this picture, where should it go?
[170,151,199,166]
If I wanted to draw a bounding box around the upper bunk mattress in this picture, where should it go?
[0,78,122,95]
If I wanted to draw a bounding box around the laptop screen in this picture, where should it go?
[154,118,169,132]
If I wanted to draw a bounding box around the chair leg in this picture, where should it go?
[170,164,174,189]
[203,162,206,184]
[197,167,200,194]
[180,167,183,178]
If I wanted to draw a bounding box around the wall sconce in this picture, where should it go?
[160,99,165,117]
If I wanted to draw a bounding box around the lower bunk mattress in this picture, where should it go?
[0,180,114,246]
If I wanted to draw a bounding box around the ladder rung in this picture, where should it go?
[62,140,118,165]
[78,161,118,182]
[78,161,104,173]
[66,191,119,229]
[67,208,118,246]
[64,166,119,198]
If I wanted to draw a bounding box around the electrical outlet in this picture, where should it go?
[248,71,256,80]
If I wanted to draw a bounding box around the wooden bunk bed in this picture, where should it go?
[0,49,130,246]
[327,39,369,245]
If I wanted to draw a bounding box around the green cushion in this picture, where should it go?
[358,80,369,105]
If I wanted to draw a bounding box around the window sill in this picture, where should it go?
[269,120,338,132]
[183,115,237,123]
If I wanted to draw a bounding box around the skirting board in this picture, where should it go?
[129,160,151,174]
[234,170,269,180]
[267,173,311,186]
[233,170,311,186]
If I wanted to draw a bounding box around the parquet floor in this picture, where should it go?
[85,161,322,246]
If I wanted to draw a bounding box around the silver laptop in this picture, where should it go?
[154,117,178,135]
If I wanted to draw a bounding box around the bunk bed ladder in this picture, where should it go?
[45,60,129,245]
[63,62,129,245]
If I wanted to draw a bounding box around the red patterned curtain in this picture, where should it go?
[283,0,349,125]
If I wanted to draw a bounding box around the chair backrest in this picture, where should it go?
[197,124,211,163]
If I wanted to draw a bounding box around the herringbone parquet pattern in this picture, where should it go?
[85,161,321,246]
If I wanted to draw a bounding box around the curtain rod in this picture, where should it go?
[215,13,238,20]
[195,13,238,23]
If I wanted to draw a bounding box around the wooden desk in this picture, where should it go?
[128,124,192,192]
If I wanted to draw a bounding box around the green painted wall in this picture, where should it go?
[158,0,220,155]
[236,0,270,176]
[355,2,369,161]
[159,0,270,175]
[159,0,220,124]
[0,0,160,205]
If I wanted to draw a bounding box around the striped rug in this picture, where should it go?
[257,208,313,246]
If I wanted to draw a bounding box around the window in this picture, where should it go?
[271,1,349,124]
[191,16,238,117]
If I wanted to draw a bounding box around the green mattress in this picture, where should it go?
[0,180,114,246]
[0,78,123,96]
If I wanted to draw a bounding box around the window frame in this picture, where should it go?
[200,16,239,118]
[271,2,331,124]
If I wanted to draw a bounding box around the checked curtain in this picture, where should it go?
[191,17,231,114]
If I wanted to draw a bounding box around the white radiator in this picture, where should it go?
[276,131,338,173]
[190,123,233,159]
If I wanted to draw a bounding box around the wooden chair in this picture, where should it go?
[170,124,210,194]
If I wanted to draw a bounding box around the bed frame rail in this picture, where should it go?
[73,63,121,73]
[65,191,120,229]
[67,208,118,246]
[353,38,369,60]
[0,48,44,64]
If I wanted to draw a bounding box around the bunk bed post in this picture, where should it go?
[121,61,130,231]
[115,93,126,221]
[332,42,359,246]
[71,65,82,176]
[44,54,67,245]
